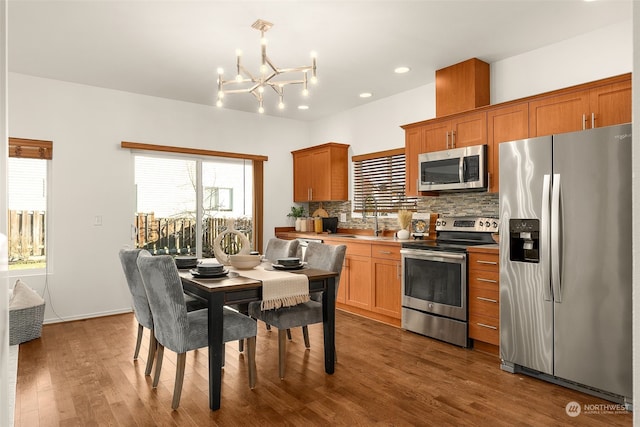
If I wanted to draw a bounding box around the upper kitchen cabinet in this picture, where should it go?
[529,74,631,137]
[292,142,349,202]
[486,103,529,193]
[404,126,426,196]
[436,58,490,117]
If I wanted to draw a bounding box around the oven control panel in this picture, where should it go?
[436,217,499,233]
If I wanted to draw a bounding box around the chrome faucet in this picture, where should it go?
[363,195,381,236]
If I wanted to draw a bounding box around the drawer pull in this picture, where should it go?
[477,278,498,284]
[476,260,498,265]
[476,296,498,303]
[477,322,498,330]
[378,251,392,255]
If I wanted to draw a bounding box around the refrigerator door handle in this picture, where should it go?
[541,174,552,301]
[551,173,562,303]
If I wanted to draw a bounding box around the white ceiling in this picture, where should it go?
[8,0,632,122]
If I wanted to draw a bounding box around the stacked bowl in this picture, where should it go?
[174,256,198,269]
[191,262,227,278]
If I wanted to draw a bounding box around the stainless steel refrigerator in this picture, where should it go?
[499,123,632,404]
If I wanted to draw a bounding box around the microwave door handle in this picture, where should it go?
[459,156,465,184]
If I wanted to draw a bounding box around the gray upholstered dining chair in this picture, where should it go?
[264,237,300,263]
[248,241,346,379]
[137,252,258,409]
[119,248,208,376]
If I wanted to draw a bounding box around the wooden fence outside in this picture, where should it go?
[135,213,253,257]
[8,210,46,263]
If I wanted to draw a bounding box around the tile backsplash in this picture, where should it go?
[307,192,499,231]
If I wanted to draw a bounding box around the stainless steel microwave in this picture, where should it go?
[418,144,487,192]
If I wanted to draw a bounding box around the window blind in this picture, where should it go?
[353,148,417,213]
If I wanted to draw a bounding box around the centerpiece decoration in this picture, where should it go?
[397,210,413,240]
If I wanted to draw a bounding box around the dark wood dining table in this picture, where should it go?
[179,266,338,411]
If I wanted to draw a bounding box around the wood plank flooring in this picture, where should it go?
[14,310,631,426]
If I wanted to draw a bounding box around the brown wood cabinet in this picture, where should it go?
[486,103,529,193]
[321,235,402,327]
[436,58,490,117]
[467,247,500,355]
[292,142,349,202]
[529,77,631,137]
[370,244,402,319]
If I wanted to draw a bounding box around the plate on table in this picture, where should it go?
[272,263,305,271]
[190,268,229,278]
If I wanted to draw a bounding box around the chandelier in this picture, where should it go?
[216,19,317,114]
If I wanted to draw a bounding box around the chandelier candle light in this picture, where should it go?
[216,19,318,114]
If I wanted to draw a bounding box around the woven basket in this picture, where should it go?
[9,302,45,346]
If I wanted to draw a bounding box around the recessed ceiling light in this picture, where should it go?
[359,92,373,98]
[394,66,411,74]
[298,105,309,110]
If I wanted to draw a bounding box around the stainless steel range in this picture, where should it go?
[400,217,498,347]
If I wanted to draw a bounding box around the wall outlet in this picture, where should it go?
[339,213,347,222]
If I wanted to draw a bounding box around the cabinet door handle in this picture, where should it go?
[476,260,498,265]
[476,278,498,284]
[582,114,586,130]
[446,131,450,149]
[476,296,498,303]
[487,172,491,191]
[451,130,455,148]
[591,112,595,129]
[477,322,498,330]
[397,262,401,279]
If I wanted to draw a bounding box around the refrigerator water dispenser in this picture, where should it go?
[509,219,539,263]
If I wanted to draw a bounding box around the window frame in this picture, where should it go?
[7,137,53,274]
[123,141,267,253]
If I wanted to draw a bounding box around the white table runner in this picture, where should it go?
[230,264,309,310]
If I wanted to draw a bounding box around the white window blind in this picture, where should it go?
[353,148,417,213]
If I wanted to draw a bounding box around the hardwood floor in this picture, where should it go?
[14,310,631,426]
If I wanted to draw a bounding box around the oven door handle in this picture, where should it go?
[401,249,466,262]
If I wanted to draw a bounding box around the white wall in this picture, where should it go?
[8,74,308,322]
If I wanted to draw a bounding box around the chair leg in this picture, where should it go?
[246,336,257,389]
[144,331,157,376]
[286,328,292,340]
[278,329,287,380]
[153,344,165,388]
[134,323,144,359]
[302,326,310,348]
[238,339,244,353]
[172,353,187,410]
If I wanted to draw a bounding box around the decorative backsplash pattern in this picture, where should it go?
[307,192,499,231]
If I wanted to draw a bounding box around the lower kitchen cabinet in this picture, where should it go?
[467,247,500,355]
[323,236,402,327]
[371,244,402,319]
